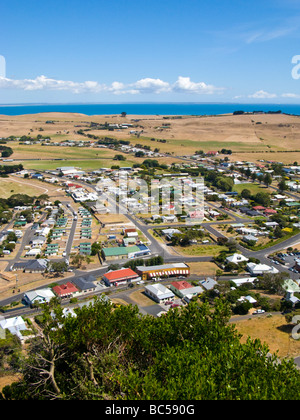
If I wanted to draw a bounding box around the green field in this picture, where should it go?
[233,182,271,195]
[18,158,137,171]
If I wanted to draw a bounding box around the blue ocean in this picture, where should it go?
[0,103,300,116]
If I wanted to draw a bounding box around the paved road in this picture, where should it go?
[4,170,299,305]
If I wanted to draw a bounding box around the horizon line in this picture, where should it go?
[0,101,298,106]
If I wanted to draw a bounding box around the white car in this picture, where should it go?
[253,309,265,315]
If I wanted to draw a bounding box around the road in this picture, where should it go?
[2,169,300,308]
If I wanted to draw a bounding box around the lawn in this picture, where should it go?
[18,158,135,171]
[0,178,47,198]
[233,182,271,196]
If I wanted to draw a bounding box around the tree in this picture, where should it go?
[121,112,127,118]
[263,173,272,187]
[70,254,85,268]
[233,300,252,315]
[241,188,251,199]
[254,191,271,207]
[278,178,288,192]
[3,297,300,400]
[50,261,67,276]
[91,242,101,256]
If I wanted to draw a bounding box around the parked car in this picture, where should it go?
[171,303,180,308]
[253,309,265,315]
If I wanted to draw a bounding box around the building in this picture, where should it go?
[11,259,49,273]
[72,275,97,293]
[199,277,217,290]
[136,263,190,281]
[102,268,140,287]
[145,283,175,303]
[170,280,203,302]
[226,253,249,264]
[123,228,138,237]
[52,282,79,298]
[0,316,27,339]
[23,288,55,306]
[247,262,279,276]
[230,277,257,287]
[102,244,150,261]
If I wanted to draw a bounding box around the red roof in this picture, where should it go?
[264,208,277,214]
[104,268,138,282]
[53,282,79,297]
[171,280,193,291]
[253,206,266,210]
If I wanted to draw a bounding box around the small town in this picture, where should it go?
[1,135,300,348]
[1,0,300,402]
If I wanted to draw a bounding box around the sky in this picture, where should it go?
[1,0,300,104]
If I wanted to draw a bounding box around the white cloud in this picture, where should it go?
[281,92,300,98]
[0,75,224,96]
[173,76,224,94]
[0,75,105,93]
[248,90,277,99]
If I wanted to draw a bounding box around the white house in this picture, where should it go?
[25,248,41,257]
[226,253,249,264]
[247,262,279,276]
[237,295,257,305]
[145,283,175,303]
[0,316,27,339]
[23,288,55,306]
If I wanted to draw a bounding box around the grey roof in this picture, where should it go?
[200,277,217,290]
[13,259,48,271]
[72,275,96,291]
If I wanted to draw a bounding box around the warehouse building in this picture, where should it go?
[136,263,190,281]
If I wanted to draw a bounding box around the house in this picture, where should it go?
[136,263,190,281]
[25,248,42,257]
[161,228,181,240]
[11,259,49,273]
[23,288,55,306]
[252,206,266,211]
[102,268,140,287]
[247,262,279,276]
[0,316,27,339]
[123,228,138,238]
[30,236,46,247]
[79,242,92,255]
[237,295,257,305]
[199,277,217,290]
[72,275,97,293]
[162,215,177,223]
[170,280,203,301]
[264,208,277,215]
[52,282,79,298]
[226,253,249,264]
[145,283,175,303]
[243,234,258,244]
[230,277,257,287]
